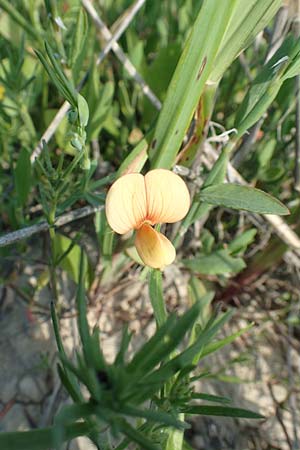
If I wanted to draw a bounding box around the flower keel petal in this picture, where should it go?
[135,223,176,269]
[145,169,190,224]
[105,173,147,234]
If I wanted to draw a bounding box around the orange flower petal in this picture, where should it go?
[105,173,147,234]
[135,223,176,269]
[145,169,190,224]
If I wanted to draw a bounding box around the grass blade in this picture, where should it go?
[149,0,237,169]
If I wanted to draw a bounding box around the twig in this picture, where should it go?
[39,382,62,427]
[267,381,293,450]
[31,0,157,162]
[30,102,70,163]
[287,264,300,449]
[0,205,103,248]
[82,0,161,110]
[94,0,146,64]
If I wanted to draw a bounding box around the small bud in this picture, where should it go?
[71,136,82,151]
[81,156,91,171]
[68,109,78,125]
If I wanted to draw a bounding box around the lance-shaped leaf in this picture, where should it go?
[191,393,231,404]
[35,42,78,107]
[127,302,201,375]
[235,35,300,137]
[183,405,264,419]
[69,7,88,83]
[211,0,282,82]
[0,422,91,450]
[200,183,289,215]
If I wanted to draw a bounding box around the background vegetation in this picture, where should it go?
[0,1,299,449]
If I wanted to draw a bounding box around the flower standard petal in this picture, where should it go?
[145,169,190,224]
[135,223,176,269]
[105,173,147,234]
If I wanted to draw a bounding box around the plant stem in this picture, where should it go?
[149,269,167,328]
[49,199,59,304]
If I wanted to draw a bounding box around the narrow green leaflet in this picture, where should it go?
[203,148,231,188]
[114,326,132,366]
[14,148,31,206]
[149,0,237,169]
[201,323,253,359]
[235,35,300,137]
[184,405,264,419]
[0,422,90,450]
[191,393,231,404]
[211,0,282,82]
[121,405,187,430]
[127,302,201,374]
[118,420,160,450]
[86,76,114,141]
[0,0,41,41]
[183,249,246,275]
[76,251,97,370]
[227,229,257,255]
[53,234,92,285]
[69,7,88,82]
[149,269,167,327]
[77,93,89,128]
[138,310,233,388]
[35,42,78,108]
[200,183,289,215]
[51,303,83,402]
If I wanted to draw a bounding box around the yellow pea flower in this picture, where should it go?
[105,169,190,269]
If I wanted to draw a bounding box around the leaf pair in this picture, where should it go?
[35,42,89,129]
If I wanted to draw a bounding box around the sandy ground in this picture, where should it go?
[0,256,299,450]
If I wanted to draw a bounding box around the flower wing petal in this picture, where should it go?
[135,223,176,269]
[105,173,147,234]
[145,169,190,224]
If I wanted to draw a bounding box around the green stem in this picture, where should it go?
[149,269,167,328]
[48,199,59,304]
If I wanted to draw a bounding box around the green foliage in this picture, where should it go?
[235,35,300,137]
[35,42,78,108]
[200,183,290,215]
[0,1,298,449]
[0,423,92,450]
[211,0,282,82]
[149,0,237,169]
[53,233,93,286]
[0,250,262,449]
[183,249,246,276]
[184,405,264,419]
[69,7,89,84]
[149,269,167,326]
[14,147,32,206]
